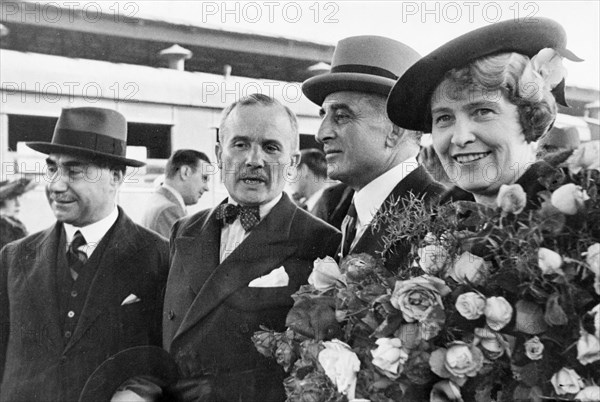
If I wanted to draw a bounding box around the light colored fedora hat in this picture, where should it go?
[302,35,421,106]
[27,107,145,167]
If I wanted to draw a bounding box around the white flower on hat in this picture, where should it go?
[531,48,567,90]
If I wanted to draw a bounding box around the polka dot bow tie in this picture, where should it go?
[215,203,261,232]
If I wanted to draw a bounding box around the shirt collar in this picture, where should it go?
[304,188,325,212]
[64,207,119,246]
[354,157,419,227]
[162,183,186,210]
[227,193,282,220]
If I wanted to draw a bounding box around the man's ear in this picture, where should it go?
[111,169,124,187]
[385,124,403,148]
[290,151,301,168]
[215,143,223,169]
[179,165,192,180]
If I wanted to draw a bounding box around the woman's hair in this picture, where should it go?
[429,52,557,142]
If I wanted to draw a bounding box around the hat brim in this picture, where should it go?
[303,72,396,106]
[26,142,146,167]
[78,346,179,402]
[0,179,36,201]
[387,18,579,132]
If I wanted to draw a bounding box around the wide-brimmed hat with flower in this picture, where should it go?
[27,107,145,167]
[387,18,582,132]
[302,35,421,106]
[0,178,36,201]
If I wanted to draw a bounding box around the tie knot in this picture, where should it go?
[215,203,261,232]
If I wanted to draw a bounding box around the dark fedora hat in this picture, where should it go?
[78,346,179,402]
[27,107,145,167]
[302,35,421,106]
[0,178,36,201]
[387,18,583,132]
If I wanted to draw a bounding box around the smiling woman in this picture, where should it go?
[387,17,583,208]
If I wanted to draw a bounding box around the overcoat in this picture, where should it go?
[141,186,187,238]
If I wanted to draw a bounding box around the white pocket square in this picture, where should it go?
[248,266,289,288]
[121,293,141,305]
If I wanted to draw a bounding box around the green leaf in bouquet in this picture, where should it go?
[372,312,404,338]
[544,293,569,326]
[395,323,423,351]
[286,296,342,341]
[403,350,434,385]
[514,300,548,335]
[513,362,542,387]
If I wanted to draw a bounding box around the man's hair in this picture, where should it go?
[429,52,557,142]
[365,94,422,145]
[300,148,327,178]
[88,157,127,175]
[218,93,299,151]
[165,149,211,179]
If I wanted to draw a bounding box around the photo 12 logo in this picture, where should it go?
[197,1,340,24]
[400,1,540,23]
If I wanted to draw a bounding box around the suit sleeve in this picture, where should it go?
[0,244,12,389]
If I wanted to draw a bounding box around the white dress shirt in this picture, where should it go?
[219,194,282,262]
[351,157,419,249]
[64,206,119,258]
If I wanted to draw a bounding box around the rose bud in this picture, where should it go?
[429,342,484,382]
[308,256,344,291]
[576,385,600,402]
[538,248,564,275]
[524,336,544,360]
[497,184,527,215]
[576,330,600,365]
[551,183,590,215]
[370,337,408,376]
[550,367,584,395]
[252,330,279,358]
[567,141,600,174]
[584,243,600,276]
[318,340,361,399]
[449,252,489,285]
[455,292,486,320]
[417,244,449,274]
[484,296,513,331]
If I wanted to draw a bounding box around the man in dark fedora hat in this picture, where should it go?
[303,35,448,272]
[0,107,169,402]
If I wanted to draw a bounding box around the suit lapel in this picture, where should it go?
[174,194,298,340]
[64,209,146,352]
[23,224,64,350]
[352,166,435,256]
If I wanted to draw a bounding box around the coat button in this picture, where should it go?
[168,310,176,320]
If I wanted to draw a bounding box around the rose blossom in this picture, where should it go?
[449,252,489,285]
[577,330,600,365]
[370,337,408,376]
[551,183,590,215]
[550,367,584,395]
[455,292,486,320]
[474,327,505,359]
[417,244,449,274]
[592,304,600,335]
[308,257,344,291]
[429,342,484,385]
[576,385,600,402]
[318,340,360,399]
[484,296,513,331]
[430,380,463,402]
[584,243,600,276]
[538,248,564,275]
[390,275,450,323]
[524,336,544,360]
[567,141,600,174]
[497,184,527,215]
[339,253,378,282]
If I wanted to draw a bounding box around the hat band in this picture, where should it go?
[330,64,398,80]
[54,129,125,156]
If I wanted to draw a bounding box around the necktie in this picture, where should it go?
[341,202,357,257]
[215,204,261,232]
[67,230,88,280]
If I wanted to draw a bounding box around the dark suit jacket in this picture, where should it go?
[141,186,186,238]
[345,165,448,273]
[0,207,169,402]
[163,193,341,402]
[312,183,354,230]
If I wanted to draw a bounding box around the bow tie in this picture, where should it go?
[215,203,261,232]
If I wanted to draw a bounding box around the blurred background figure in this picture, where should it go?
[0,177,36,249]
[141,150,211,238]
[417,144,453,188]
[536,125,581,159]
[287,148,329,219]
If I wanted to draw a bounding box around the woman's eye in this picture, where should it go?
[475,108,494,117]
[434,114,452,126]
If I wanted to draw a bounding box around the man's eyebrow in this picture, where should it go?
[321,103,353,115]
[45,158,86,168]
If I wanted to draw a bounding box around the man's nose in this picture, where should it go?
[47,170,68,193]
[245,145,266,167]
[316,117,335,144]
